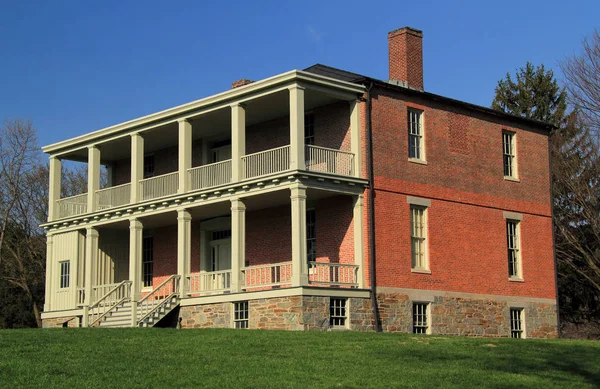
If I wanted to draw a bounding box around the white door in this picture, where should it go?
[210,239,231,289]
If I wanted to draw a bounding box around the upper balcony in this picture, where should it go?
[42,71,366,225]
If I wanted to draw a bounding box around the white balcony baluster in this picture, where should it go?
[242,146,290,179]
[242,261,292,289]
[188,160,232,190]
[139,172,179,201]
[305,145,354,176]
[56,193,88,219]
[187,270,232,295]
[308,262,359,287]
[96,183,131,210]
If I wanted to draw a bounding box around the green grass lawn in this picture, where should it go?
[1,329,599,388]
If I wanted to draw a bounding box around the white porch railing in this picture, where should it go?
[91,282,130,304]
[308,262,359,287]
[242,145,290,179]
[305,145,354,176]
[187,270,231,295]
[137,275,180,325]
[88,281,132,327]
[140,172,179,201]
[188,160,232,190]
[242,261,292,289]
[56,193,88,219]
[97,183,131,210]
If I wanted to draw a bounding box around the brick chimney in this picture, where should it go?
[231,78,254,89]
[388,27,423,90]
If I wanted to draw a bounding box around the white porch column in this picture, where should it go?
[290,185,308,286]
[349,100,362,178]
[230,198,246,293]
[82,227,99,327]
[178,120,192,194]
[44,234,54,311]
[353,194,365,288]
[130,133,144,203]
[289,85,305,171]
[231,104,246,182]
[48,157,61,222]
[87,146,101,213]
[129,218,143,326]
[177,209,192,297]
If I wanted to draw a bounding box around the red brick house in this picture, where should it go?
[41,27,558,338]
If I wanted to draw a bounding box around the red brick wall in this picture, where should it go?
[315,196,354,264]
[369,86,555,299]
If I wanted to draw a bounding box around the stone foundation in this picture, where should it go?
[42,316,80,328]
[178,290,558,338]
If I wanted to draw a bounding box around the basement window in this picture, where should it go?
[412,302,430,334]
[59,260,70,289]
[234,301,249,329]
[329,298,347,328]
[510,308,524,338]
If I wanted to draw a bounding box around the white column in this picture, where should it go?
[177,209,192,296]
[289,85,305,171]
[44,234,54,311]
[48,157,61,222]
[87,146,101,213]
[231,104,246,182]
[129,218,143,327]
[350,100,362,178]
[178,120,192,194]
[82,227,99,327]
[230,198,246,293]
[353,194,365,288]
[290,185,308,286]
[130,133,144,203]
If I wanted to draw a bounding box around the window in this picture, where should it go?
[330,298,347,327]
[413,302,429,334]
[305,113,315,146]
[59,261,70,289]
[408,109,424,160]
[143,155,155,179]
[410,205,428,270]
[507,220,521,278]
[503,131,517,178]
[234,301,249,329]
[142,236,154,288]
[510,308,524,338]
[306,209,316,266]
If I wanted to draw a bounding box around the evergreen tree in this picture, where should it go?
[492,62,567,127]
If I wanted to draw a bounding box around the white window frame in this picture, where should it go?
[506,219,522,280]
[59,260,70,289]
[329,298,348,328]
[412,302,430,334]
[233,301,249,329]
[503,131,518,179]
[410,204,429,272]
[510,307,525,338]
[142,234,154,289]
[408,109,425,163]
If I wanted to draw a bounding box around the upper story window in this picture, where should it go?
[143,155,155,179]
[410,205,428,270]
[503,131,517,178]
[507,220,522,279]
[59,260,70,289]
[305,113,315,146]
[408,109,424,161]
[211,139,232,163]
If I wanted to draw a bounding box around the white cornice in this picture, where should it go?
[42,70,365,155]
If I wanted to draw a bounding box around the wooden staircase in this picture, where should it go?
[96,295,180,328]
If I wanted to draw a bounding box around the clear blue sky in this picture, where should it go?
[1,0,598,149]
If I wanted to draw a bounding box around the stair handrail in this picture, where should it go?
[87,280,132,327]
[136,275,181,326]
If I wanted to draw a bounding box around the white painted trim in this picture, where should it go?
[180,286,370,306]
[41,308,83,319]
[406,196,431,207]
[377,286,556,305]
[503,211,523,221]
[42,70,365,155]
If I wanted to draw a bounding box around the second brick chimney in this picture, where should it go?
[231,79,254,89]
[388,27,423,90]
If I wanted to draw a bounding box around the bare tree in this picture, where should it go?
[561,30,600,135]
